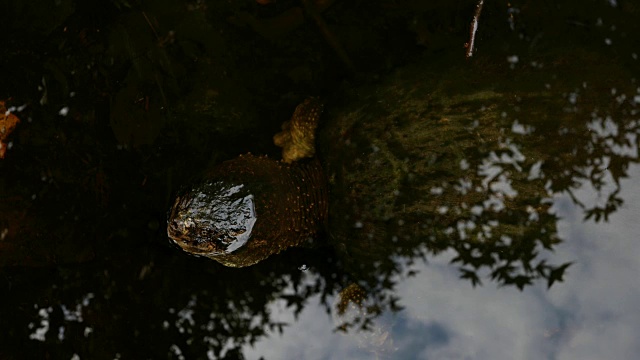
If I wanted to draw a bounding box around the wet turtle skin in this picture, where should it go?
[167,99,328,267]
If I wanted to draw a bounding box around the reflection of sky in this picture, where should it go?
[245,165,640,360]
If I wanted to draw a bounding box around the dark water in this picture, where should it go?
[1,1,639,359]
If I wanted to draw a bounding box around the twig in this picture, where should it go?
[142,11,160,40]
[465,0,484,58]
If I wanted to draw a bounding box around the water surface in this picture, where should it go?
[1,1,638,359]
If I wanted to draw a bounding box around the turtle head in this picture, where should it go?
[167,97,327,266]
[167,179,257,259]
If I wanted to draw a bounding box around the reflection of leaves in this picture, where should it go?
[505,275,533,291]
[546,262,573,289]
[459,268,482,287]
[584,191,624,222]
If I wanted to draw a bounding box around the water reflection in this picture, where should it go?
[1,0,639,359]
[311,42,638,337]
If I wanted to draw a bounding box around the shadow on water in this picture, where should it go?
[0,0,638,358]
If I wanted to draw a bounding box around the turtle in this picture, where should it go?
[167,97,329,267]
[165,47,625,288]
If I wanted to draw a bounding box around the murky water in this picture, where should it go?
[1,1,639,359]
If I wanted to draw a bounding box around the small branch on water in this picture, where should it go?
[465,0,484,58]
